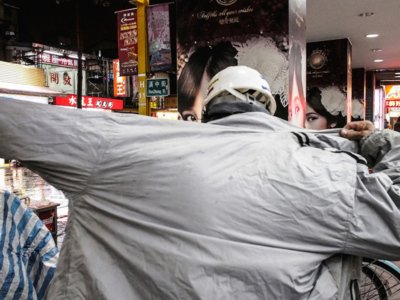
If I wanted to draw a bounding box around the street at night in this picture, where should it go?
[0,165,68,249]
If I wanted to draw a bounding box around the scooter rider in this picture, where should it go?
[0,66,399,299]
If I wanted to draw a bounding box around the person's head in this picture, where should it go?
[396,117,400,124]
[178,42,238,122]
[202,66,276,123]
[288,43,306,128]
[305,86,346,130]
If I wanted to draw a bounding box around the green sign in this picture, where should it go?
[146,78,169,97]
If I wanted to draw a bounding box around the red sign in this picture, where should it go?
[113,59,127,97]
[385,100,400,108]
[54,95,123,110]
[117,8,138,76]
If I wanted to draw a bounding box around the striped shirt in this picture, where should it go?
[0,190,58,300]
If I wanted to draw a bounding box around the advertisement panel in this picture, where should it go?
[146,4,172,73]
[117,9,138,76]
[113,59,127,98]
[176,0,294,123]
[306,39,352,129]
[54,95,123,110]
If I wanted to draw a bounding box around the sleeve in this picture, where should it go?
[344,129,400,260]
[0,98,112,194]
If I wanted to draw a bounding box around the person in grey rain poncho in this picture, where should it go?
[0,65,400,300]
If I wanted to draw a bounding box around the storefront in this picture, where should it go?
[384,85,400,128]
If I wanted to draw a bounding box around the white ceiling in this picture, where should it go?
[307,0,400,81]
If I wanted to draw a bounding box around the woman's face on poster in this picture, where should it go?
[305,103,329,130]
[178,72,210,123]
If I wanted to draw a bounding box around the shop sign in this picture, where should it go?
[25,52,87,69]
[385,100,400,108]
[164,96,177,109]
[54,94,123,110]
[113,59,128,97]
[385,85,400,100]
[146,78,169,97]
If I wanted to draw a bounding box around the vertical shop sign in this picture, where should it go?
[177,0,292,122]
[117,9,138,76]
[146,4,172,72]
[113,59,127,97]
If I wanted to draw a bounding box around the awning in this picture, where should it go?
[0,82,67,97]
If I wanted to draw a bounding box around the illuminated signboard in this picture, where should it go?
[385,100,400,108]
[113,59,128,97]
[54,94,123,110]
[385,85,400,100]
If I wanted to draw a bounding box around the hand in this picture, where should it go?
[340,121,376,141]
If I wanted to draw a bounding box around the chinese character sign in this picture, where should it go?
[385,100,400,108]
[146,78,169,97]
[40,53,86,69]
[146,4,172,72]
[117,8,138,76]
[113,59,127,97]
[54,95,123,110]
[47,69,86,94]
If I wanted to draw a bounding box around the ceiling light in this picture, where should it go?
[366,34,379,38]
[358,12,374,17]
[395,72,400,75]
[44,50,63,56]
[374,59,383,62]
[68,54,86,60]
[371,48,382,52]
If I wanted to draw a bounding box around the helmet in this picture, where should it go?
[203,66,277,117]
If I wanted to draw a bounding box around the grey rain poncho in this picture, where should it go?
[0,97,400,299]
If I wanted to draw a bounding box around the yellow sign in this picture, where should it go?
[164,96,177,109]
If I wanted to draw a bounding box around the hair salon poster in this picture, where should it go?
[146,4,172,73]
[306,39,352,129]
[177,0,297,122]
[117,9,138,76]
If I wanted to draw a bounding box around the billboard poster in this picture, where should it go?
[113,59,128,97]
[117,9,138,76]
[306,39,352,130]
[176,0,291,123]
[146,4,172,73]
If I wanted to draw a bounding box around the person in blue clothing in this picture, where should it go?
[0,190,58,300]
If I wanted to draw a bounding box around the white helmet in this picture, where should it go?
[203,65,276,115]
